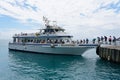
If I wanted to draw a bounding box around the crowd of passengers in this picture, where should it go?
[75,36,117,45]
[14,36,118,45]
[19,39,68,44]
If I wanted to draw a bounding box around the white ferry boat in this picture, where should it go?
[9,17,98,55]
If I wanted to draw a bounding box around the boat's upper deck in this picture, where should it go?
[13,31,73,38]
[13,23,72,38]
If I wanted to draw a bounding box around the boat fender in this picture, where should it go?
[51,44,55,48]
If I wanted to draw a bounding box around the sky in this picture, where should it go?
[0,0,120,40]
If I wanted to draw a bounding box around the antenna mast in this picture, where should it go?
[43,16,50,26]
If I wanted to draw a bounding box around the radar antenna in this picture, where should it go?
[43,16,58,28]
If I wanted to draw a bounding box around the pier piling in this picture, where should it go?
[96,45,120,63]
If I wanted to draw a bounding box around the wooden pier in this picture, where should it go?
[96,45,120,63]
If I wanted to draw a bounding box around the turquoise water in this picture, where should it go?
[0,40,120,80]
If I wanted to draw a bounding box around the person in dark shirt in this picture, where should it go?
[113,36,116,42]
[109,36,112,45]
[104,36,107,44]
[92,38,96,44]
[113,36,116,45]
[97,37,100,43]
[86,38,89,44]
[101,36,104,43]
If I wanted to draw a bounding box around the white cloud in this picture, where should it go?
[0,0,120,39]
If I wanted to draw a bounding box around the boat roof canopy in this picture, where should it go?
[41,25,65,31]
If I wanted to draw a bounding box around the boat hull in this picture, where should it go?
[9,43,97,55]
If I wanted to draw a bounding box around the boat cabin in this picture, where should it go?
[13,26,73,44]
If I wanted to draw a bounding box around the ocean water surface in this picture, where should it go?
[0,39,120,80]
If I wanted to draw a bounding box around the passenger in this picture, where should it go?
[113,36,116,45]
[62,40,65,44]
[86,38,89,44]
[109,36,112,45]
[80,40,83,44]
[66,40,70,44]
[77,40,79,44]
[113,36,116,42]
[83,39,85,44]
[101,36,104,43]
[92,38,96,44]
[55,40,58,43]
[97,37,100,43]
[72,41,75,44]
[104,36,107,44]
[52,40,55,44]
[47,39,50,43]
[60,39,63,44]
[49,40,52,43]
[41,40,45,43]
[67,40,69,43]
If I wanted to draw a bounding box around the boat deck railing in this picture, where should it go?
[14,33,36,37]
[13,32,69,37]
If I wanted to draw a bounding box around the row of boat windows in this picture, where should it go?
[13,38,71,44]
[44,29,63,33]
